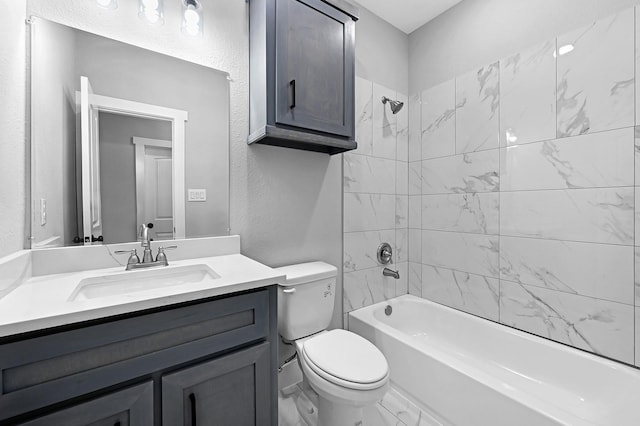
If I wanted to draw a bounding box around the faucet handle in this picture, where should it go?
[155,245,177,266]
[115,249,140,266]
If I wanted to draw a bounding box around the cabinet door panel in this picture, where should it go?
[18,382,153,426]
[162,342,271,426]
[276,0,355,137]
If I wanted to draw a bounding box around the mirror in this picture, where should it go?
[29,18,230,248]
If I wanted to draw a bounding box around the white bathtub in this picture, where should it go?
[348,295,640,426]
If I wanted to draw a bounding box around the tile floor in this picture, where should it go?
[278,382,445,426]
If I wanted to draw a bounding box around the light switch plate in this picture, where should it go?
[188,189,207,202]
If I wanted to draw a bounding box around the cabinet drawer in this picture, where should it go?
[17,382,153,426]
[0,289,269,421]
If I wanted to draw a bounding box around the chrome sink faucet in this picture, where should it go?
[115,224,177,270]
[140,224,154,263]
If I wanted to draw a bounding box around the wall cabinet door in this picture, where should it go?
[162,342,271,426]
[17,382,153,426]
[275,0,355,138]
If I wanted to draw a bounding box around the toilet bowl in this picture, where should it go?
[276,262,390,426]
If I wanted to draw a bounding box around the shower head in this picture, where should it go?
[381,96,404,114]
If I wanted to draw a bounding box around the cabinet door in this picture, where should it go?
[162,342,271,426]
[275,0,355,137]
[17,382,153,426]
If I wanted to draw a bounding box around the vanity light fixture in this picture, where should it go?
[182,0,203,37]
[95,0,117,9]
[139,0,165,25]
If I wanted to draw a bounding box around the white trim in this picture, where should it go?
[132,136,172,148]
[82,91,188,240]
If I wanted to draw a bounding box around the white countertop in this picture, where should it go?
[0,253,285,337]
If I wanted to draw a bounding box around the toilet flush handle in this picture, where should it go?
[283,288,296,294]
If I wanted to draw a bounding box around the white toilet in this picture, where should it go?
[276,262,389,426]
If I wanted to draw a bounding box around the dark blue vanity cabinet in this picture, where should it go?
[0,287,278,426]
[249,0,359,155]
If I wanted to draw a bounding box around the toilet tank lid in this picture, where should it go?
[275,262,337,287]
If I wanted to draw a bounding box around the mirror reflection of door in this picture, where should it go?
[134,138,174,241]
[77,75,188,245]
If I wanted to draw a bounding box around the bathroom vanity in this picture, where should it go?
[0,236,283,425]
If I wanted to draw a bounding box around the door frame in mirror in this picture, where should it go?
[81,90,188,241]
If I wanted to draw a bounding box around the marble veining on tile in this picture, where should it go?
[500,188,634,245]
[500,39,556,146]
[354,76,374,156]
[501,236,633,304]
[500,280,635,364]
[395,262,409,296]
[344,230,395,273]
[422,265,499,321]
[455,62,500,153]
[422,150,499,195]
[408,93,422,163]
[501,127,634,191]
[344,266,397,312]
[344,193,396,233]
[422,193,499,235]
[408,195,421,229]
[409,162,421,195]
[396,195,409,228]
[421,79,456,159]
[422,230,499,278]
[344,153,396,194]
[408,229,421,262]
[373,83,398,160]
[409,262,422,297]
[396,228,408,263]
[557,8,634,137]
[397,92,409,163]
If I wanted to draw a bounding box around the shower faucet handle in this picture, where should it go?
[377,242,393,265]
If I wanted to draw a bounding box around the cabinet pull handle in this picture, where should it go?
[114,422,121,426]
[289,79,296,109]
[189,392,197,426]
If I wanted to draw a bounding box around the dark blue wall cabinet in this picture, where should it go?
[0,287,278,426]
[249,0,359,155]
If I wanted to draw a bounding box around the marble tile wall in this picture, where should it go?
[343,77,409,314]
[409,6,640,367]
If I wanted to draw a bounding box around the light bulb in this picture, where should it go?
[181,0,203,36]
[139,0,164,25]
[184,8,200,24]
[145,9,160,23]
[142,0,159,9]
[96,0,117,10]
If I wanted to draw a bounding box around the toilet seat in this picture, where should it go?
[299,329,389,391]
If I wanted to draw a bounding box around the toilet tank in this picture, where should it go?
[275,262,337,341]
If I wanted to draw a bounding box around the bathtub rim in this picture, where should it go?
[348,294,640,426]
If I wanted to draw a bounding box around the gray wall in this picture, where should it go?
[74,29,230,240]
[0,1,26,258]
[355,4,409,94]
[409,0,640,92]
[99,113,172,244]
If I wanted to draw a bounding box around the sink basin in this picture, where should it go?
[68,264,221,301]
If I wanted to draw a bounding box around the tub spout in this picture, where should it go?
[383,267,400,279]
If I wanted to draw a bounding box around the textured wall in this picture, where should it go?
[0,0,27,258]
[409,4,640,367]
[21,0,343,327]
[409,0,640,92]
